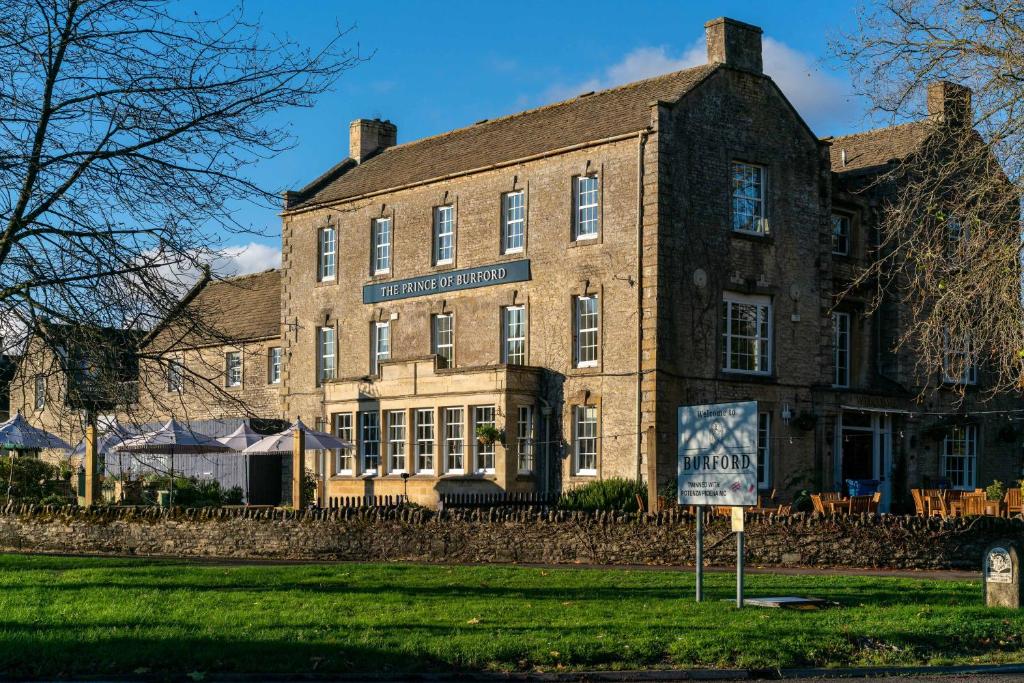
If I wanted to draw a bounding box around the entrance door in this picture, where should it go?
[836,412,893,511]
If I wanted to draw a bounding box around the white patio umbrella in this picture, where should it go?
[71,417,134,458]
[113,417,231,507]
[216,422,266,451]
[0,411,71,451]
[243,418,351,454]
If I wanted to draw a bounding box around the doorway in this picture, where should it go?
[835,411,892,510]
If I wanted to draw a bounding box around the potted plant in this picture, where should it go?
[475,424,503,446]
[987,479,1006,502]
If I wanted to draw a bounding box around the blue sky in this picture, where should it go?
[219,0,871,274]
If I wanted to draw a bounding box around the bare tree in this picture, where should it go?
[832,0,1024,396]
[0,0,362,423]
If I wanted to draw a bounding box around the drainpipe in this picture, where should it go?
[635,130,649,481]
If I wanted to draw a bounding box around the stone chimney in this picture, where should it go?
[705,17,763,74]
[349,118,397,163]
[927,81,972,128]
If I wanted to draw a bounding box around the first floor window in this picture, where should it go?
[416,409,435,474]
[388,410,407,473]
[503,305,526,365]
[372,217,391,274]
[445,407,465,473]
[574,405,598,475]
[225,352,242,387]
[318,327,336,382]
[432,313,453,368]
[473,406,496,474]
[573,174,599,239]
[359,412,380,474]
[334,413,354,474]
[166,359,183,393]
[575,295,599,368]
[372,322,390,375]
[433,205,454,264]
[502,190,525,252]
[34,375,45,409]
[721,293,771,374]
[732,161,767,234]
[318,226,336,281]
[831,214,850,255]
[942,330,977,385]
[942,424,977,490]
[757,412,770,489]
[517,405,534,473]
[833,312,850,388]
[268,347,282,385]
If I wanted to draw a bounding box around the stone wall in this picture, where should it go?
[0,504,1018,570]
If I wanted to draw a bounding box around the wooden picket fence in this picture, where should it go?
[438,491,557,510]
[324,495,406,509]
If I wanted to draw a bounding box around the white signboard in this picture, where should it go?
[677,401,758,506]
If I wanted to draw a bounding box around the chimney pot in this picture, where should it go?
[349,118,397,163]
[705,17,763,74]
[927,81,972,128]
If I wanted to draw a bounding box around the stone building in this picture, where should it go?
[277,16,1022,508]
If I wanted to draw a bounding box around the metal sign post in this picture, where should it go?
[732,506,745,608]
[695,505,704,602]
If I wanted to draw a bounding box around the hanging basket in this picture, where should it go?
[475,425,503,446]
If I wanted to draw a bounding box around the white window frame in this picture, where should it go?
[433,205,454,265]
[721,293,772,375]
[731,161,767,235]
[415,408,435,474]
[317,327,336,383]
[334,412,354,475]
[574,405,598,476]
[757,412,770,489]
[444,407,465,474]
[268,347,282,385]
[225,351,242,387]
[432,313,454,368]
[574,295,599,368]
[942,330,977,385]
[166,359,184,393]
[942,424,977,490]
[503,305,526,365]
[831,214,850,256]
[372,217,391,275]
[34,375,45,410]
[573,175,599,240]
[473,406,496,474]
[517,405,534,474]
[318,226,336,281]
[372,321,390,375]
[833,312,850,388]
[387,410,406,474]
[359,411,380,475]
[502,190,525,253]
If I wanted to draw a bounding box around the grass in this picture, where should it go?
[0,554,1022,677]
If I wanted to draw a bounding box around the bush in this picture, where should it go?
[143,475,238,507]
[558,478,647,513]
[39,493,70,507]
[0,457,62,503]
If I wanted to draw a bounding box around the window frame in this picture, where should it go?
[517,405,534,474]
[574,405,598,476]
[942,329,977,385]
[502,305,526,365]
[502,190,526,253]
[433,205,454,266]
[432,313,454,368]
[371,217,392,275]
[334,412,354,475]
[444,407,465,474]
[358,411,380,475]
[832,312,850,388]
[720,293,772,375]
[317,327,336,384]
[166,358,184,393]
[371,321,390,376]
[318,225,336,282]
[268,347,282,385]
[831,213,851,256]
[33,375,45,410]
[757,412,771,489]
[387,410,406,474]
[731,161,768,235]
[942,424,977,490]
[572,174,599,241]
[415,408,436,474]
[225,351,242,388]
[473,405,496,474]
[574,295,599,368]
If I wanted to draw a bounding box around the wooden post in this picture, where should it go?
[646,425,657,513]
[83,422,99,507]
[292,426,305,509]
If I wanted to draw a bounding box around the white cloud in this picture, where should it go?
[214,242,281,277]
[542,37,856,133]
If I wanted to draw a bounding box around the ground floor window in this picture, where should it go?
[473,406,496,474]
[574,405,598,475]
[359,412,380,474]
[388,410,406,473]
[334,413,353,474]
[942,424,977,490]
[517,405,534,473]
[445,407,464,473]
[416,409,435,474]
[757,412,771,489]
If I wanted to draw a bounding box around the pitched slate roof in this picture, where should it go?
[151,269,281,350]
[828,121,932,174]
[290,65,720,210]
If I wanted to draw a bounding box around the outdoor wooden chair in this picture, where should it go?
[926,493,948,518]
[1004,488,1023,517]
[961,492,987,516]
[848,495,873,514]
[911,489,926,515]
[810,494,825,514]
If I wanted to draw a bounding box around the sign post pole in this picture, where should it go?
[736,527,745,608]
[695,505,703,602]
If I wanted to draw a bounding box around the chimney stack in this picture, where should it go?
[927,81,972,128]
[349,118,397,163]
[705,17,763,74]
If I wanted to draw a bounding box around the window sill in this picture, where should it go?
[315,278,337,287]
[730,230,772,244]
[718,370,775,384]
[568,235,601,248]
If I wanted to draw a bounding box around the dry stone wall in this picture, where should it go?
[0,504,1018,570]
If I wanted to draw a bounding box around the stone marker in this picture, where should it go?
[984,540,1020,608]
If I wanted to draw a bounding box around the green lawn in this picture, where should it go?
[0,554,1021,676]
